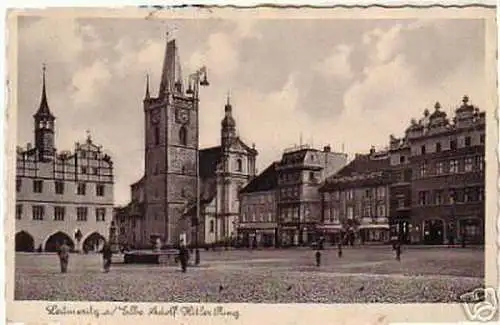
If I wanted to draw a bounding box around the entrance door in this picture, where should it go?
[423,219,444,245]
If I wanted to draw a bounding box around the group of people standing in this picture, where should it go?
[56,239,113,273]
[314,239,402,267]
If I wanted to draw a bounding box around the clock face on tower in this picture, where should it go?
[176,108,189,124]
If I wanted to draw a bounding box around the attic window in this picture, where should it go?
[236,158,243,172]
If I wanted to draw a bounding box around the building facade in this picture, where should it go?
[127,35,257,247]
[238,162,279,247]
[15,67,114,252]
[198,98,258,245]
[319,148,391,245]
[141,37,200,246]
[390,97,485,245]
[113,177,145,248]
[277,145,347,246]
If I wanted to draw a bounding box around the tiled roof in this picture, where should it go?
[240,162,279,194]
[320,152,390,191]
[199,146,222,179]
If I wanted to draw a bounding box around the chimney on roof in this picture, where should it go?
[370,146,376,155]
[323,145,331,152]
[27,142,32,150]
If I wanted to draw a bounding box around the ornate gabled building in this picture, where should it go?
[319,147,392,244]
[389,96,485,244]
[15,66,114,252]
[276,145,347,246]
[125,34,257,247]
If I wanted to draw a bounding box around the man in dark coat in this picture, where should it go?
[395,241,402,261]
[100,240,113,273]
[315,250,321,267]
[57,240,70,273]
[178,242,189,273]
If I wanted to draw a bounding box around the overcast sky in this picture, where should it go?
[16,16,487,205]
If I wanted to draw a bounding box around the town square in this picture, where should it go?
[11,10,493,309]
[16,246,483,303]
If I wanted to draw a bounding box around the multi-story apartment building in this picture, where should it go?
[388,134,412,243]
[238,162,279,247]
[319,148,392,244]
[15,67,114,252]
[389,96,485,244]
[276,145,347,246]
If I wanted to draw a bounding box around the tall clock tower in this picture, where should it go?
[143,37,198,246]
[34,65,56,162]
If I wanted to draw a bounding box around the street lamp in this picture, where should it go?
[187,66,210,265]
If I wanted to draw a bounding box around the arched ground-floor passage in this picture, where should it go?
[422,219,445,245]
[15,231,35,252]
[82,232,106,253]
[44,231,75,252]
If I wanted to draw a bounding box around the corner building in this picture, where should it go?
[389,96,485,244]
[15,67,114,252]
[277,145,347,246]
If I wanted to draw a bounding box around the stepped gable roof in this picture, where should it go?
[240,162,279,194]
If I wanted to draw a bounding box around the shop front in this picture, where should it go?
[238,223,278,248]
[359,224,390,244]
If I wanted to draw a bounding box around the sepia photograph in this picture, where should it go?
[5,5,498,325]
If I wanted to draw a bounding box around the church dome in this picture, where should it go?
[221,102,236,128]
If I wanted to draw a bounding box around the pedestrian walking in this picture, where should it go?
[178,242,189,273]
[315,250,321,267]
[337,242,343,258]
[57,240,70,273]
[395,242,401,261]
[100,240,113,273]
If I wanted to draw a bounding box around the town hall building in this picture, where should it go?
[15,66,114,252]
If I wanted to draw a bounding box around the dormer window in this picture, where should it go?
[236,158,243,172]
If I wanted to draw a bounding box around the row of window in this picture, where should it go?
[279,171,319,184]
[153,126,188,146]
[417,187,484,206]
[418,156,484,178]
[416,134,485,156]
[238,213,275,224]
[16,179,106,196]
[16,204,107,221]
[326,187,387,201]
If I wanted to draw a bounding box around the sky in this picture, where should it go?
[16,16,487,205]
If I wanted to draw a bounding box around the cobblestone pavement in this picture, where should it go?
[15,247,484,303]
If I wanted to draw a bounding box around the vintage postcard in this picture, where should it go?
[4,4,498,325]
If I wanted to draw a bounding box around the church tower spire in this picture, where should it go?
[158,31,184,98]
[144,73,150,99]
[33,64,56,161]
[221,92,236,148]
